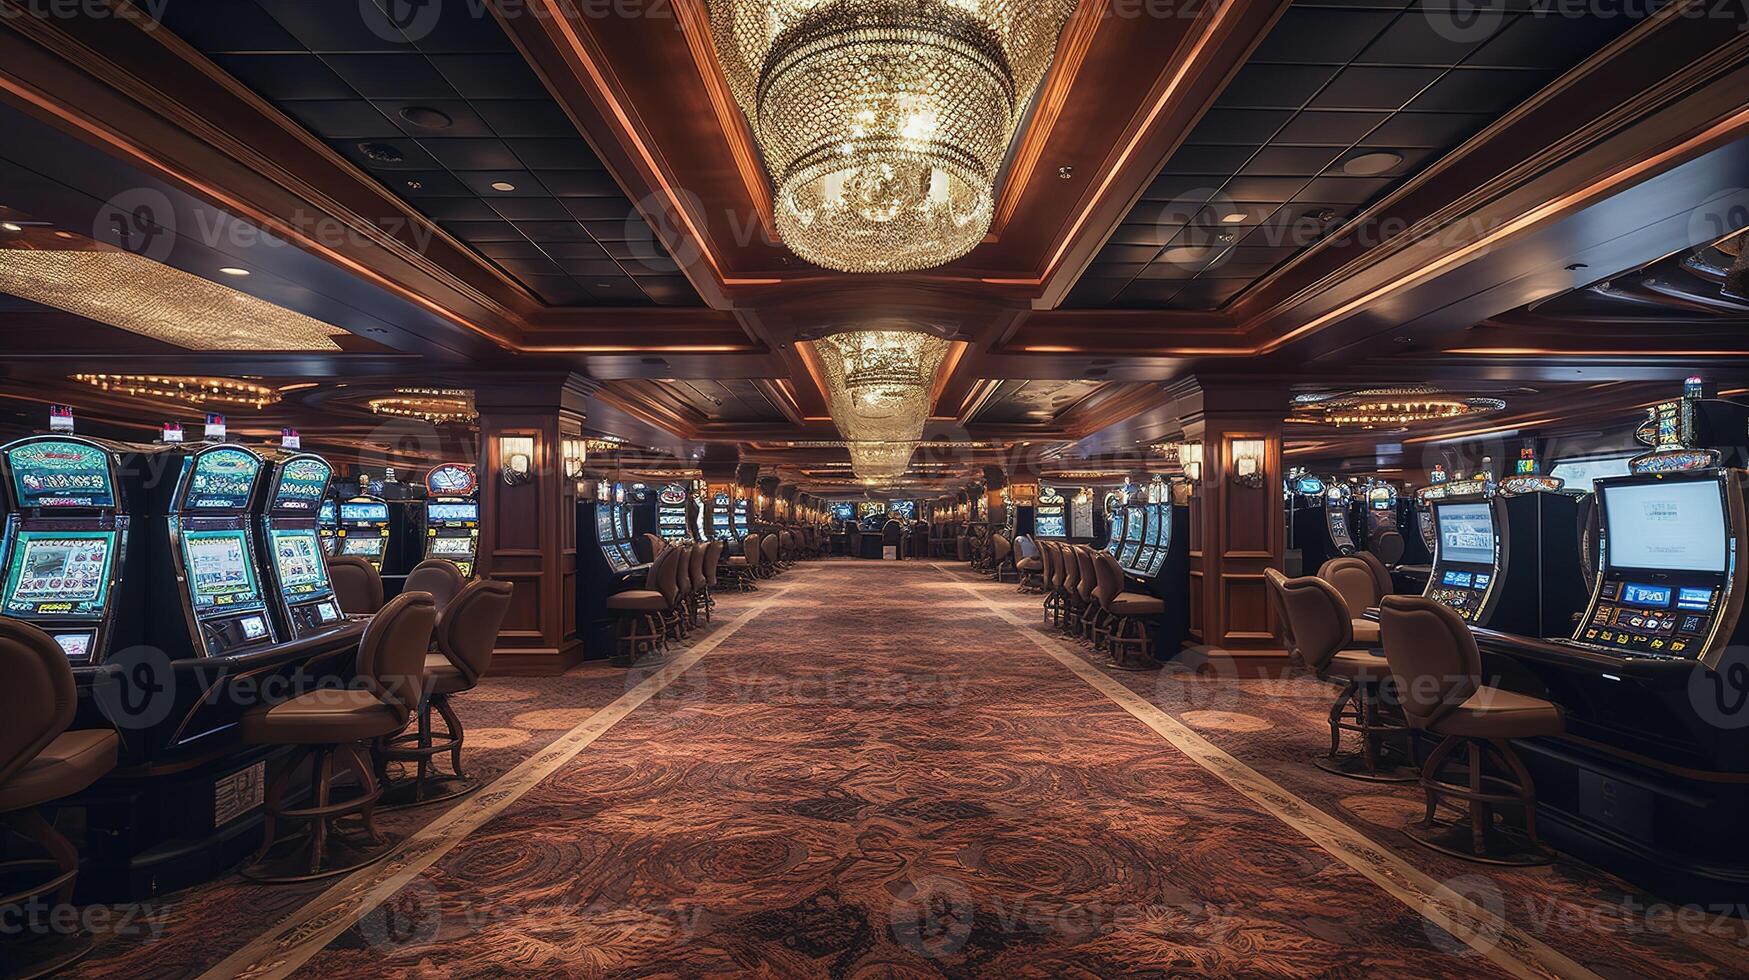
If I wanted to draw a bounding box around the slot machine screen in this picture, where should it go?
[427,502,477,523]
[7,441,115,509]
[1436,503,1495,566]
[319,499,337,525]
[182,529,264,610]
[605,547,629,572]
[271,457,330,511]
[341,501,389,523]
[618,544,639,567]
[889,500,916,519]
[1105,508,1125,555]
[186,447,262,510]
[831,503,855,522]
[1603,479,1727,573]
[429,537,474,557]
[596,509,616,543]
[268,529,331,598]
[2,531,116,617]
[341,535,385,557]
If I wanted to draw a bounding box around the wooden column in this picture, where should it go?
[1173,377,1288,657]
[475,373,594,675]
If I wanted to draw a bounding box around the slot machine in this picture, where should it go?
[1363,483,1398,547]
[1034,487,1067,539]
[1118,503,1146,568]
[656,483,692,543]
[733,493,751,535]
[256,451,346,637]
[711,491,734,539]
[1420,487,1586,637]
[165,444,278,654]
[317,497,339,555]
[422,462,480,576]
[1115,493,1191,663]
[338,495,391,571]
[575,486,650,658]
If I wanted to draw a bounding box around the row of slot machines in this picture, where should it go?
[321,463,481,577]
[577,492,654,657]
[1101,500,1191,659]
[709,490,751,540]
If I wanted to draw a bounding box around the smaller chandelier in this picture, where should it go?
[1296,387,1505,429]
[368,388,477,425]
[813,330,952,481]
[72,373,280,409]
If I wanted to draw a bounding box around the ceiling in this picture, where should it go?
[0,0,1745,493]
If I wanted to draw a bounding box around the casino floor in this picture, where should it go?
[52,559,1749,978]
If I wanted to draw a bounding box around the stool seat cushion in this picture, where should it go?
[1434,686,1564,739]
[0,729,119,812]
[1109,593,1164,615]
[1016,557,1042,571]
[724,556,750,567]
[241,689,403,745]
[1350,619,1380,645]
[423,653,471,695]
[606,590,668,612]
[1327,648,1391,680]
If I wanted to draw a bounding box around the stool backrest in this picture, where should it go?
[652,547,681,604]
[434,578,513,686]
[328,555,384,615]
[1016,535,1039,562]
[761,534,779,565]
[1092,550,1123,607]
[1357,549,1395,594]
[1317,556,1381,618]
[1276,573,1353,675]
[673,544,693,596]
[0,618,77,786]
[1074,547,1096,602]
[1040,541,1058,590]
[1264,568,1298,660]
[1371,531,1405,567]
[703,540,725,585]
[1379,595,1481,730]
[404,558,466,611]
[688,541,708,588]
[993,534,1012,562]
[639,533,667,565]
[358,591,439,718]
[1060,543,1081,593]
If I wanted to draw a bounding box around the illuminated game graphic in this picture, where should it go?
[272,457,330,510]
[269,529,330,598]
[2,531,115,617]
[1605,480,1727,573]
[426,463,478,496]
[8,441,114,508]
[430,537,474,557]
[341,535,385,557]
[428,502,477,523]
[1437,503,1495,566]
[340,501,389,523]
[182,529,262,610]
[187,447,261,510]
[1035,488,1066,538]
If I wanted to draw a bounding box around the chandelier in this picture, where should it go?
[1294,388,1505,429]
[368,388,478,425]
[706,0,1077,273]
[813,330,951,480]
[72,374,280,409]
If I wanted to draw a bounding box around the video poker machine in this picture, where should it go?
[1114,493,1192,663]
[337,495,391,571]
[656,482,693,543]
[1286,475,1357,575]
[422,463,480,576]
[1421,487,1587,637]
[1362,483,1398,549]
[257,452,346,638]
[1034,487,1067,539]
[317,497,339,555]
[576,485,651,659]
[711,491,734,540]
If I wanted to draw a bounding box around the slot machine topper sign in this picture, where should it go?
[1497,445,1565,496]
[425,463,478,497]
[1631,377,1723,474]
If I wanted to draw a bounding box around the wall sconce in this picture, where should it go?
[1180,443,1204,484]
[561,437,587,480]
[499,435,535,486]
[1231,439,1267,489]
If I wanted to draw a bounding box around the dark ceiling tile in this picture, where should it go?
[1325,145,1438,177]
[1292,176,1393,203]
[256,0,411,50]
[1228,244,1303,264]
[1356,11,1506,65]
[419,198,499,221]
[541,241,612,259]
[1466,10,1639,69]
[1137,257,1213,280]
[557,258,625,277]
[1408,67,1553,112]
[1168,278,1253,309]
[514,220,594,242]
[1361,111,1490,147]
[402,0,516,53]
[495,257,565,279]
[1245,203,1357,248]
[1108,223,1179,247]
[454,170,542,196]
[1192,201,1280,226]
[420,137,522,170]
[1064,278,1128,308]
[1215,64,1342,110]
[1169,226,1245,249]
[626,255,683,275]
[328,137,440,171]
[1240,145,1346,176]
[537,171,625,197]
[443,219,522,242]
[1185,109,1293,145]
[504,139,603,170]
[582,280,653,305]
[598,240,648,259]
[1114,281,1188,307]
[1273,109,1390,145]
[323,54,457,99]
[472,100,577,137]
[475,241,553,260]
[158,0,302,53]
[1310,66,1444,109]
[371,100,497,137]
[1084,262,1147,280]
[1251,8,1401,63]
[565,198,639,222]
[1223,176,1311,201]
[213,54,354,100]
[1161,144,1257,175]
[429,55,551,99]
[391,171,473,196]
[488,197,575,221]
[523,276,598,306]
[281,100,400,139]
[636,278,702,306]
[1140,174,1222,203]
[1095,243,1164,264]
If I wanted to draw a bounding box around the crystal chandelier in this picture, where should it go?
[706,0,1077,273]
[813,330,951,480]
[1293,388,1506,429]
[72,373,281,409]
[368,388,478,425]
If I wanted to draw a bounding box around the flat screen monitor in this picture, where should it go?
[341,501,389,523]
[1105,511,1125,554]
[271,457,330,512]
[2,530,117,618]
[268,528,331,599]
[832,503,854,522]
[6,440,115,509]
[1124,509,1145,542]
[341,535,384,557]
[319,499,336,524]
[182,529,263,610]
[429,537,473,557]
[1436,502,1495,566]
[1603,478,1728,573]
[427,502,477,523]
[1035,513,1066,538]
[596,509,616,543]
[185,447,261,510]
[1147,505,1167,547]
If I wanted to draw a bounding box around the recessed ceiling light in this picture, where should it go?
[0,222,21,232]
[1342,151,1403,176]
[53,231,75,240]
[399,106,453,130]
[490,181,517,192]
[1219,212,1247,224]
[218,267,250,277]
[1161,246,1208,264]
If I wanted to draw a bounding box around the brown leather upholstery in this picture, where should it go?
[1356,550,1395,597]
[1377,595,1483,731]
[424,579,513,696]
[993,534,1012,563]
[1372,531,1406,567]
[1109,593,1165,615]
[243,592,437,745]
[688,541,708,588]
[1318,556,1383,619]
[703,540,725,585]
[760,533,779,567]
[328,554,384,615]
[673,543,694,599]
[404,558,466,611]
[1265,568,1298,659]
[1060,543,1081,595]
[1092,550,1123,606]
[1276,573,1359,676]
[1433,687,1565,738]
[0,619,117,811]
[1075,547,1097,604]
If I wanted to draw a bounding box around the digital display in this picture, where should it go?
[1148,506,1167,547]
[342,536,384,557]
[890,500,916,519]
[427,502,478,523]
[1604,479,1728,572]
[51,633,92,661]
[341,501,389,522]
[1371,497,1393,510]
[832,503,855,522]
[271,457,330,511]
[2,531,116,617]
[1035,514,1066,538]
[240,615,268,640]
[596,509,617,542]
[1621,583,1673,608]
[186,447,261,510]
[1124,510,1145,542]
[1442,570,1474,588]
[182,529,262,610]
[659,484,687,506]
[7,441,114,508]
[605,546,630,572]
[317,601,340,623]
[1474,574,1492,590]
[430,537,474,557]
[1678,587,1713,611]
[319,500,337,524]
[269,529,330,598]
[1436,502,1495,566]
[425,464,477,496]
[618,543,638,567]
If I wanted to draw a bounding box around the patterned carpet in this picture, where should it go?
[69,560,1749,977]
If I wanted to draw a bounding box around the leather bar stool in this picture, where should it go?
[1073,547,1099,643]
[991,534,1014,582]
[404,558,466,611]
[1318,556,1386,647]
[723,533,759,591]
[1040,542,1064,627]
[686,542,710,627]
[1372,531,1406,568]
[240,591,438,882]
[700,540,725,623]
[666,543,692,642]
[607,548,677,666]
[0,619,119,977]
[328,554,384,615]
[1272,570,1415,783]
[378,579,514,808]
[1059,544,1085,635]
[1094,551,1164,671]
[759,534,781,578]
[638,533,668,565]
[1014,535,1043,593]
[1380,595,1565,865]
[1265,565,1300,663]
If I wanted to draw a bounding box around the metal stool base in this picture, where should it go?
[1314,751,1417,783]
[239,820,399,883]
[1404,817,1553,867]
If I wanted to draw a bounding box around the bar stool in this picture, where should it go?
[1318,556,1386,647]
[328,554,384,615]
[1265,564,1300,663]
[1380,595,1565,865]
[240,591,438,881]
[699,539,725,622]
[378,579,513,808]
[404,558,466,610]
[685,542,710,627]
[1073,547,1099,643]
[759,534,781,578]
[1015,535,1043,593]
[1041,542,1064,627]
[990,534,1014,582]
[723,533,759,592]
[1059,544,1085,635]
[1272,570,1415,783]
[607,548,677,666]
[0,619,119,977]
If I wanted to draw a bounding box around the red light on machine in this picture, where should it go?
[48,404,74,433]
[204,413,226,441]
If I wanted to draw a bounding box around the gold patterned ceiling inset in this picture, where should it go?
[811,329,953,480]
[1292,387,1507,429]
